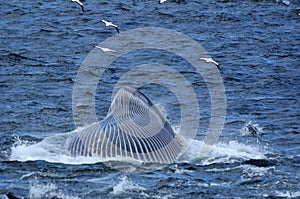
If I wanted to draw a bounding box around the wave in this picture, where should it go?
[110,176,146,196]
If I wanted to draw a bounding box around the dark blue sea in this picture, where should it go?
[1,0,299,198]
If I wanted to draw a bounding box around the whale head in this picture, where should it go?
[68,87,184,164]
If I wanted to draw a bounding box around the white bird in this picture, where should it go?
[200,58,221,70]
[282,0,290,6]
[94,45,117,53]
[71,0,84,13]
[100,20,120,33]
[159,0,167,4]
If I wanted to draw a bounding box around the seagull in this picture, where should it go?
[281,0,290,6]
[200,58,221,70]
[100,20,120,33]
[71,0,84,13]
[94,45,117,53]
[159,0,167,4]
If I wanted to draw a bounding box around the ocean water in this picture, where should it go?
[1,0,300,198]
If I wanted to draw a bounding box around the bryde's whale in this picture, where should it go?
[68,87,185,164]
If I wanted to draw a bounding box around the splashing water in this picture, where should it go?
[110,176,146,196]
[29,183,80,199]
[10,125,267,168]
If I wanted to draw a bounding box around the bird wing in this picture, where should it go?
[101,20,107,25]
[72,0,84,12]
[75,0,83,6]
[80,4,84,12]
[200,58,221,70]
[114,26,120,33]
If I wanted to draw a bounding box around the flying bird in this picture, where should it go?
[94,45,117,53]
[281,0,290,6]
[100,20,120,33]
[71,0,84,13]
[159,0,167,3]
[200,57,221,70]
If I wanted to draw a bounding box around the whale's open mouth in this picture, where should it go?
[68,87,185,164]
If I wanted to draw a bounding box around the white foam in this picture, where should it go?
[10,144,98,165]
[110,176,146,195]
[10,130,99,165]
[20,172,37,180]
[173,164,194,174]
[240,165,275,179]
[29,183,80,199]
[10,136,266,166]
[10,124,267,167]
[180,139,266,165]
[275,191,300,198]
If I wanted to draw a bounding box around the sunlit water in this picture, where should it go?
[1,0,299,198]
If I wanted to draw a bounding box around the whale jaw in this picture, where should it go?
[69,87,184,164]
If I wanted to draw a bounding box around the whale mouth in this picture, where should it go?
[68,87,185,164]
